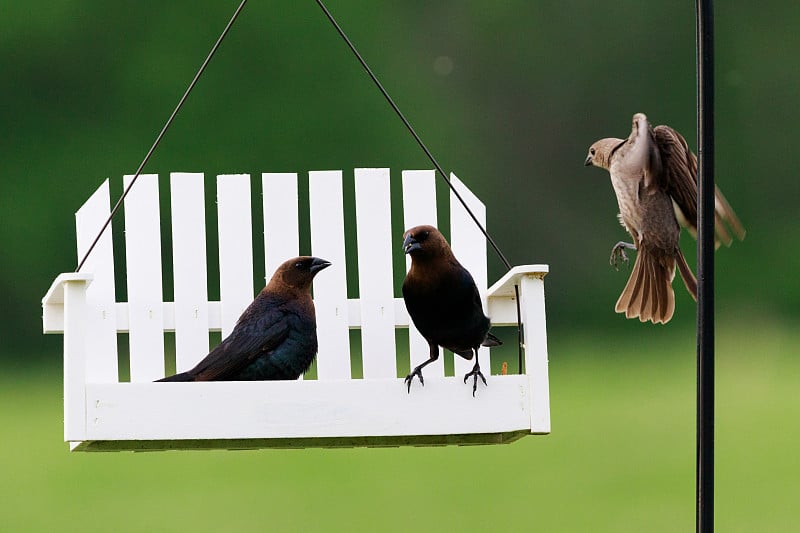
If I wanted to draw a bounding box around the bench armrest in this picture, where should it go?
[486,265,548,325]
[42,273,93,333]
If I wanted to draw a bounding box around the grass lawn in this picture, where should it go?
[1,319,797,532]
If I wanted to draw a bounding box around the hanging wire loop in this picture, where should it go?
[315,0,512,272]
[315,0,525,372]
[75,0,526,375]
[76,0,249,272]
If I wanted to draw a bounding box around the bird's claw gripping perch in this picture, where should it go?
[463,366,487,397]
[404,367,425,393]
[609,241,635,271]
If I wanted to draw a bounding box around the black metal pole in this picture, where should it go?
[696,1,715,531]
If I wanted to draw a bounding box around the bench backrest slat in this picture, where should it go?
[76,179,118,382]
[262,173,300,279]
[217,174,255,338]
[449,174,489,377]
[354,168,397,379]
[123,173,165,381]
[400,170,444,378]
[170,172,211,372]
[309,171,352,380]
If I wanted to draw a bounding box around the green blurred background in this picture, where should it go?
[2,1,798,531]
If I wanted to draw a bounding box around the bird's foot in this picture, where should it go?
[404,366,425,393]
[463,366,488,397]
[609,241,635,271]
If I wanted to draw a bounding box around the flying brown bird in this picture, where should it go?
[402,225,501,396]
[584,113,745,324]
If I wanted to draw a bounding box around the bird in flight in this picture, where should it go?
[585,112,745,324]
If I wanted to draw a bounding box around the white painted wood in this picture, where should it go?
[262,173,303,378]
[401,169,438,229]
[112,298,403,333]
[123,174,165,382]
[262,173,299,278]
[449,173,489,377]
[42,272,93,333]
[354,169,397,379]
[217,174,254,337]
[107,293,546,333]
[520,274,551,433]
[46,169,553,450]
[487,265,550,297]
[87,376,530,440]
[401,170,443,377]
[75,180,118,382]
[308,170,351,380]
[484,265,551,432]
[170,172,210,372]
[487,265,550,324]
[62,277,92,442]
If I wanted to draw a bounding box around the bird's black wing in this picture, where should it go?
[188,304,291,381]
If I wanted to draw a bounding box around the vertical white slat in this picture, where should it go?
[354,168,396,379]
[217,174,254,338]
[521,274,551,433]
[308,170,351,380]
[449,173,489,378]
[262,173,302,378]
[63,278,90,442]
[75,179,118,382]
[401,170,443,377]
[123,173,165,382]
[170,172,210,372]
[262,173,299,278]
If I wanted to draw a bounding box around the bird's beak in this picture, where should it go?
[584,154,593,166]
[402,234,421,254]
[309,258,332,275]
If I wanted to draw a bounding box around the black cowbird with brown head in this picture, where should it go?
[402,225,501,396]
[157,256,331,382]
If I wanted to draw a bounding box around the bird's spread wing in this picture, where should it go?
[190,307,291,381]
[654,125,698,230]
[655,125,745,246]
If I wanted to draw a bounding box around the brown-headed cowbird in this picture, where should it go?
[402,225,501,396]
[585,113,745,324]
[157,256,331,381]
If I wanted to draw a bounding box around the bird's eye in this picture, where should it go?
[590,147,596,156]
[423,231,430,238]
[295,261,304,269]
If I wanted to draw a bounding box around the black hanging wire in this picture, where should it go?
[315,0,526,373]
[315,0,510,271]
[76,0,249,273]
[696,1,715,531]
[74,0,526,375]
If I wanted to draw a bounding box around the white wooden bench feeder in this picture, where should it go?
[42,168,550,451]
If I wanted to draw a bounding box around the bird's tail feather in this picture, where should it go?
[155,372,195,382]
[615,248,676,324]
[483,332,503,347]
[675,248,698,301]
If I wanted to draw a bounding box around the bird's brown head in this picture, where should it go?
[402,225,452,261]
[268,256,331,293]
[584,137,625,170]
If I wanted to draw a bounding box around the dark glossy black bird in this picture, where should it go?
[157,256,331,382]
[402,225,501,396]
